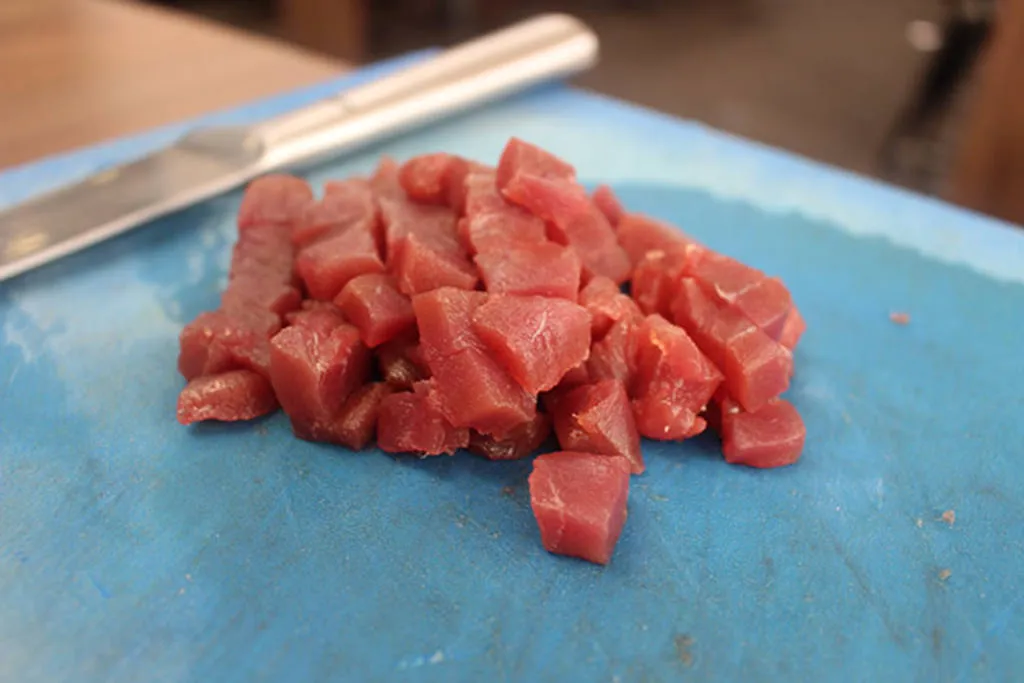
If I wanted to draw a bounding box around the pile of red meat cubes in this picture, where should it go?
[176,138,807,565]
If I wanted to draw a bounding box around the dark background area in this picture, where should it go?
[149,0,981,193]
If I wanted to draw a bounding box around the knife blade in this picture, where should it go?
[0,13,598,282]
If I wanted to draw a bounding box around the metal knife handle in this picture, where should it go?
[255,13,599,170]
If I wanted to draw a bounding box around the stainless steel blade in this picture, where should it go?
[0,129,262,281]
[0,13,598,283]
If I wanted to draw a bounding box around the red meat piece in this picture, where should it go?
[284,300,348,337]
[592,184,625,227]
[495,137,576,190]
[178,310,278,380]
[228,223,296,284]
[331,382,394,450]
[586,318,638,386]
[220,280,301,318]
[555,362,591,391]
[392,232,478,295]
[475,241,581,301]
[293,178,377,247]
[458,212,548,255]
[176,370,278,425]
[378,196,460,265]
[471,295,592,394]
[615,213,695,268]
[547,379,644,474]
[335,273,415,348]
[502,173,630,284]
[377,382,470,455]
[376,335,430,390]
[686,251,793,340]
[529,451,631,565]
[459,171,546,253]
[578,275,643,339]
[462,171,505,217]
[718,397,806,468]
[369,156,404,201]
[295,223,384,301]
[468,413,551,461]
[672,278,792,413]
[398,153,478,211]
[778,306,807,350]
[413,288,535,436]
[630,244,706,318]
[631,315,722,440]
[268,323,371,443]
[236,174,314,230]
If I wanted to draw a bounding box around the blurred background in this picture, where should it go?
[142,0,996,197]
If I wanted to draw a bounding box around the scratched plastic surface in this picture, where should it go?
[2,55,1023,683]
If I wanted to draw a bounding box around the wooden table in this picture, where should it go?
[0,0,348,170]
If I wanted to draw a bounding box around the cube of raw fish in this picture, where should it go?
[377,381,470,455]
[672,278,792,413]
[496,137,576,190]
[546,379,644,474]
[335,273,415,348]
[631,314,722,440]
[268,323,371,443]
[472,295,592,394]
[176,370,278,425]
[475,242,581,301]
[529,451,631,565]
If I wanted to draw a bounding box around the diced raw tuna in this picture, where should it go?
[378,196,461,265]
[268,323,371,443]
[578,275,643,339]
[237,175,314,230]
[592,184,625,227]
[555,362,591,390]
[687,251,792,340]
[475,241,581,301]
[293,178,376,247]
[221,280,301,318]
[630,245,705,318]
[376,335,430,389]
[546,379,644,474]
[718,396,806,468]
[631,314,722,440]
[413,287,487,356]
[778,306,807,350]
[458,212,548,255]
[615,213,694,268]
[503,173,631,284]
[369,156,404,201]
[672,278,792,413]
[295,223,384,301]
[496,137,576,190]
[377,382,470,455]
[586,319,638,385]
[284,300,348,336]
[398,153,477,210]
[178,310,279,380]
[472,295,592,394]
[228,223,296,284]
[331,382,394,450]
[462,172,506,217]
[176,370,278,425]
[413,288,536,436]
[392,232,478,295]
[529,451,631,565]
[468,413,551,461]
[335,273,415,348]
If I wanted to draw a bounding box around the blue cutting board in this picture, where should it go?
[2,53,1023,683]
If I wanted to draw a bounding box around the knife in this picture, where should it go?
[0,13,598,283]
